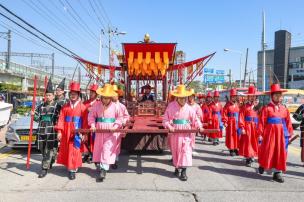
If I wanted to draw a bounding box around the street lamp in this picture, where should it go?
[101,27,127,82]
[224,48,243,88]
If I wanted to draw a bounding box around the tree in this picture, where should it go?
[187,81,204,93]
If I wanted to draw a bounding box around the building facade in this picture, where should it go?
[257,30,304,90]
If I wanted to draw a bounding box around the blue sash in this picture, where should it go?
[228,112,241,136]
[173,119,189,124]
[213,111,223,130]
[65,116,82,149]
[267,117,289,149]
[96,117,116,123]
[245,116,258,124]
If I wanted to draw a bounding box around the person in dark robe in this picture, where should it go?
[140,84,154,102]
[32,79,61,178]
[55,78,68,110]
[293,103,304,165]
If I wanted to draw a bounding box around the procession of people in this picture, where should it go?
[32,79,297,183]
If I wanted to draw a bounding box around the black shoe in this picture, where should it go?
[111,162,118,170]
[38,169,48,178]
[258,166,264,174]
[82,154,90,163]
[234,150,239,156]
[180,168,188,181]
[273,172,284,183]
[208,138,212,142]
[245,158,252,167]
[68,172,76,180]
[174,168,180,177]
[97,169,106,182]
[229,150,235,156]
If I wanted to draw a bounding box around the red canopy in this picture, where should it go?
[122,43,177,64]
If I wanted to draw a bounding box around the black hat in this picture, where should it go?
[46,79,54,93]
[57,78,65,90]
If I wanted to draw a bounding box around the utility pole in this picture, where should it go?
[262,11,266,91]
[51,53,55,78]
[5,30,11,70]
[228,69,232,88]
[243,48,249,87]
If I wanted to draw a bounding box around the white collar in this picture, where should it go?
[70,99,80,109]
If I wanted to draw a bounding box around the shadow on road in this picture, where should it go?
[198,165,269,181]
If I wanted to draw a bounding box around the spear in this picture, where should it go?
[43,76,48,102]
[26,75,38,169]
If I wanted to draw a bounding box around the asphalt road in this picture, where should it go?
[0,129,303,202]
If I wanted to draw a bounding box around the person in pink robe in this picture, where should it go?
[88,84,123,182]
[163,85,203,181]
[188,89,203,149]
[111,85,130,169]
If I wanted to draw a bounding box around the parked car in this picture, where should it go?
[5,116,38,148]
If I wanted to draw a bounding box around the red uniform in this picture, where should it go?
[56,100,88,170]
[238,103,259,158]
[208,101,223,139]
[222,101,240,150]
[81,98,97,153]
[201,103,210,124]
[258,102,293,172]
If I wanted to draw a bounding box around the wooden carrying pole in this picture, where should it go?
[26,75,38,169]
[75,128,220,134]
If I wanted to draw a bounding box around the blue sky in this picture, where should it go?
[0,0,303,81]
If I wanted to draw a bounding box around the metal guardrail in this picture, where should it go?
[0,60,88,88]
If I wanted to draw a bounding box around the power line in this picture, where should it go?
[0,3,104,84]
[88,0,107,31]
[33,0,98,49]
[59,0,99,41]
[0,19,58,53]
[95,0,113,26]
[76,0,104,30]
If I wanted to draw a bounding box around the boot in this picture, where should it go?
[258,166,264,174]
[234,149,239,156]
[68,171,76,180]
[174,168,180,177]
[82,154,90,163]
[245,158,252,167]
[111,161,118,170]
[180,168,188,181]
[229,150,235,156]
[97,169,106,182]
[38,169,48,178]
[273,172,284,183]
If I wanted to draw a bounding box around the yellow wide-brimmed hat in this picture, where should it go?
[189,88,195,96]
[96,84,118,97]
[171,85,192,97]
[112,84,118,92]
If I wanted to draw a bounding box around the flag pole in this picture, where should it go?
[26,75,38,169]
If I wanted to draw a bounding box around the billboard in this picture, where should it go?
[203,69,226,84]
[204,68,214,74]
